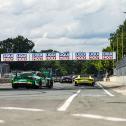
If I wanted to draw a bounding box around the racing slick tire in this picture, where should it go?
[74,82,78,86]
[92,82,95,86]
[46,80,53,89]
[12,84,18,89]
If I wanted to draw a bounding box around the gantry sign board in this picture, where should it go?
[1,52,116,62]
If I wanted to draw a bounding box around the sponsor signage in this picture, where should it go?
[89,52,100,60]
[59,52,70,60]
[102,52,113,60]
[46,52,57,60]
[2,53,14,61]
[16,53,28,61]
[32,53,43,61]
[1,52,116,61]
[75,52,86,60]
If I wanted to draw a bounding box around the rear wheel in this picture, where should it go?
[74,82,78,86]
[92,82,95,86]
[26,85,31,89]
[32,82,39,89]
[37,80,42,89]
[12,84,18,89]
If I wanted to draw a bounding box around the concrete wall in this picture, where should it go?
[109,76,126,84]
[0,78,11,83]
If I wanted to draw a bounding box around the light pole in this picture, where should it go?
[121,25,124,59]
[116,34,119,62]
[112,41,115,71]
[122,12,126,58]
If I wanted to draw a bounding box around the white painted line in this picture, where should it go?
[0,107,45,112]
[0,120,5,123]
[73,114,126,122]
[57,90,81,111]
[97,83,114,97]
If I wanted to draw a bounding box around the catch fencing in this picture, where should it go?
[114,56,126,76]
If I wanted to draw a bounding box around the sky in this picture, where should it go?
[0,0,126,52]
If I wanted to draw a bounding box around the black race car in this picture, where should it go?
[60,76,73,83]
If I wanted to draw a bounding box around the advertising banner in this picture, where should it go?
[45,52,57,60]
[59,52,70,60]
[1,53,14,61]
[74,52,87,60]
[89,52,100,60]
[102,52,114,60]
[16,53,28,61]
[1,52,116,62]
[31,53,43,61]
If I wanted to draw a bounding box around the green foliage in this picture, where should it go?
[109,20,126,60]
[102,19,126,75]
[0,36,34,53]
[0,36,35,70]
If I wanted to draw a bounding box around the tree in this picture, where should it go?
[108,20,126,61]
[0,36,35,53]
[0,36,35,70]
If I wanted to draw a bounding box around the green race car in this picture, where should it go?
[12,71,53,89]
[74,75,95,86]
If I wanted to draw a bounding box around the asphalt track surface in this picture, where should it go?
[0,82,126,126]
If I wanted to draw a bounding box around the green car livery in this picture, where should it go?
[12,71,53,89]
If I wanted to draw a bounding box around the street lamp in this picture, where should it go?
[122,12,126,58]
[116,34,119,62]
[121,25,124,59]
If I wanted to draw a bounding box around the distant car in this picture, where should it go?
[60,76,73,83]
[74,75,95,86]
[72,75,78,81]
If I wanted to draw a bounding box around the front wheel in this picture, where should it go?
[46,80,53,89]
[92,82,95,86]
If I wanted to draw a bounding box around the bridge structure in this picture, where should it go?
[1,52,116,62]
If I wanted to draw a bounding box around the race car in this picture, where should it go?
[60,76,73,83]
[74,75,95,86]
[12,71,53,89]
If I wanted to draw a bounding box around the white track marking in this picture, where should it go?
[0,120,5,123]
[0,107,45,112]
[97,83,114,97]
[57,90,81,111]
[73,114,126,122]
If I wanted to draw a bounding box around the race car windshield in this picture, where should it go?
[79,75,91,78]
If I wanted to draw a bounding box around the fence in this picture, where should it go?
[0,63,10,78]
[114,56,126,76]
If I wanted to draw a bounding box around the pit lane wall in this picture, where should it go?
[104,76,126,85]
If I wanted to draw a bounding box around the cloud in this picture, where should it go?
[0,0,125,52]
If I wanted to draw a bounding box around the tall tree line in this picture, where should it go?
[103,20,126,61]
